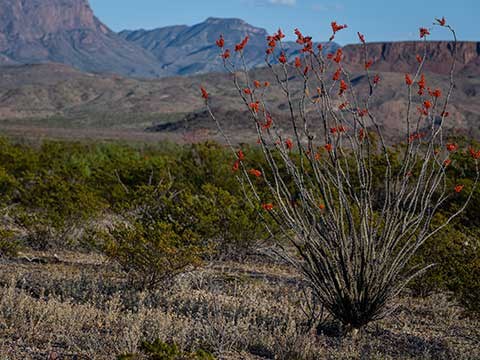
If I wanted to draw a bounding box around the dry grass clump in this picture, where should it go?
[0,252,478,359]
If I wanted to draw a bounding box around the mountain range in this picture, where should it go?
[0,0,478,142]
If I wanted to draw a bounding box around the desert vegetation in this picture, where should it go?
[0,136,478,358]
[0,16,479,360]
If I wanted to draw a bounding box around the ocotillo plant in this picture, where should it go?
[202,18,479,332]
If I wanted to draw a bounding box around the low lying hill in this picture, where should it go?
[0,40,479,142]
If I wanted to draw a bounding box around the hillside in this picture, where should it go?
[118,17,338,76]
[0,0,167,77]
[0,51,478,142]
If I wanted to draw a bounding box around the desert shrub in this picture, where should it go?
[100,186,211,289]
[204,20,479,332]
[0,228,21,257]
[119,339,215,360]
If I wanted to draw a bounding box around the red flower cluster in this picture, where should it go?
[262,203,274,211]
[285,138,294,150]
[357,108,368,117]
[373,74,380,85]
[454,184,464,193]
[417,74,426,95]
[405,74,413,86]
[419,27,430,38]
[339,80,348,95]
[338,101,348,110]
[249,168,262,177]
[359,128,365,141]
[244,88,252,95]
[200,86,208,100]
[232,149,245,172]
[416,55,423,63]
[428,88,442,98]
[216,35,225,48]
[332,68,342,81]
[469,147,480,159]
[331,21,348,34]
[365,59,373,70]
[409,132,426,143]
[436,17,446,26]
[266,29,285,54]
[279,52,287,64]
[441,111,449,118]
[327,48,343,63]
[294,28,314,53]
[235,36,249,52]
[253,80,261,88]
[249,101,260,112]
[444,159,452,167]
[325,143,333,152]
[446,143,458,152]
[294,57,302,68]
[262,113,273,130]
[221,49,230,59]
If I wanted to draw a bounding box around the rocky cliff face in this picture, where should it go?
[342,41,480,76]
[0,0,166,77]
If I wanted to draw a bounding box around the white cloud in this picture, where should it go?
[268,0,297,6]
[311,3,344,11]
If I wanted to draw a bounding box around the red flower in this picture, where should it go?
[454,185,464,193]
[359,128,365,141]
[339,80,348,95]
[405,74,413,86]
[417,106,428,116]
[262,203,274,211]
[446,143,458,152]
[221,49,231,59]
[303,66,310,76]
[325,143,333,152]
[232,160,240,172]
[266,48,273,55]
[264,81,270,87]
[444,159,452,167]
[333,48,343,63]
[249,101,260,113]
[469,147,480,159]
[417,74,426,95]
[338,125,347,132]
[373,74,380,85]
[244,88,252,95]
[429,88,442,98]
[315,152,321,160]
[436,17,446,26]
[200,86,209,100]
[357,32,365,44]
[216,35,225,48]
[338,102,348,110]
[319,203,325,210]
[249,168,262,177]
[294,57,302,68]
[330,127,338,135]
[317,44,323,52]
[253,80,261,88]
[295,28,304,44]
[423,100,432,110]
[235,36,249,52]
[358,108,368,117]
[278,52,287,64]
[441,111,449,118]
[419,27,430,38]
[331,21,348,34]
[274,28,285,41]
[332,68,342,81]
[262,113,273,130]
[416,55,423,63]
[365,59,373,70]
[285,138,294,150]
[237,150,245,161]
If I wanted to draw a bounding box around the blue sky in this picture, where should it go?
[89,0,478,45]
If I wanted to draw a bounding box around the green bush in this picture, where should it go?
[0,228,21,257]
[119,339,215,360]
